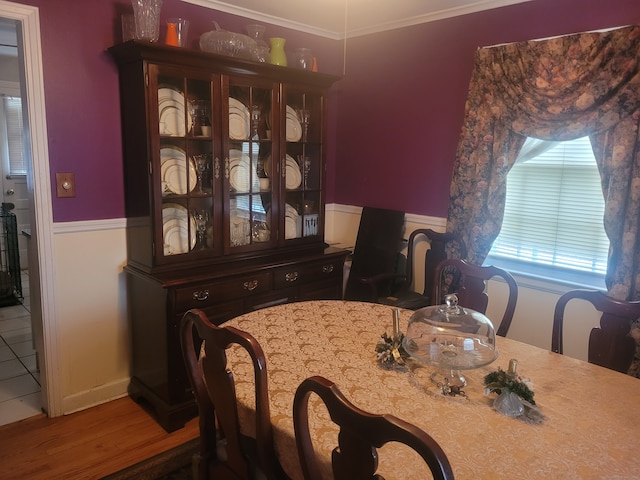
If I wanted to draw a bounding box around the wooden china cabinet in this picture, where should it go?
[109,41,348,432]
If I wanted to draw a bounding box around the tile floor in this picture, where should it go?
[0,270,41,426]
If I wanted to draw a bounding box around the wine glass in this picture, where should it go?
[297,155,311,189]
[192,154,210,193]
[250,105,261,140]
[297,108,310,142]
[193,209,209,249]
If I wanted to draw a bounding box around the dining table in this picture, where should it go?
[223,300,640,479]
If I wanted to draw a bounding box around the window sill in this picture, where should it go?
[485,256,606,295]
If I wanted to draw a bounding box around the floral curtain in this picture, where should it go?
[447,25,640,302]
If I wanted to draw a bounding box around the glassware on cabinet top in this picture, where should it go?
[269,37,287,66]
[131,0,163,42]
[294,48,313,70]
[199,21,257,60]
[246,24,270,63]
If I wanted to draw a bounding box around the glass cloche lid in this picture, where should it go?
[402,294,498,388]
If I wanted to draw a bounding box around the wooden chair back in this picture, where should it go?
[432,258,518,337]
[293,376,454,480]
[551,289,640,373]
[180,309,285,480]
[374,229,466,310]
[344,206,405,302]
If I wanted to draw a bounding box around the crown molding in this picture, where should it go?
[181,0,533,39]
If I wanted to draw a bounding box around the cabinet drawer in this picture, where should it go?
[273,258,343,289]
[175,272,273,310]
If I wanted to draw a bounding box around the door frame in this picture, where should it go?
[1,1,59,416]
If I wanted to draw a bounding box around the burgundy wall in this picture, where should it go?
[13,0,640,222]
[331,0,640,218]
[14,0,341,222]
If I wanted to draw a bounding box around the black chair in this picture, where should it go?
[373,229,467,310]
[552,289,640,373]
[343,206,405,302]
[432,259,518,337]
[180,309,288,480]
[293,376,455,480]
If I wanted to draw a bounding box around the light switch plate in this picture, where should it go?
[56,172,76,198]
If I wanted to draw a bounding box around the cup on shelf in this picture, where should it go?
[166,17,189,47]
[294,48,313,70]
[121,14,136,42]
[131,0,163,42]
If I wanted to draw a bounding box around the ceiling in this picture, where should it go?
[183,0,534,39]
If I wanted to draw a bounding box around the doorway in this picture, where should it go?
[0,1,58,420]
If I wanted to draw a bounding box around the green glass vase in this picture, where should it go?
[269,37,287,66]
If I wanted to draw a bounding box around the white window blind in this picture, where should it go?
[3,95,26,176]
[488,136,609,277]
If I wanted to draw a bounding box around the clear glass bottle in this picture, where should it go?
[294,47,313,70]
[246,24,270,63]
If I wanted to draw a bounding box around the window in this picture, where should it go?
[486,136,608,287]
[2,95,26,176]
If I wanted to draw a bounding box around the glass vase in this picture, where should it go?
[246,24,270,63]
[131,0,163,42]
[294,48,313,70]
[269,37,287,66]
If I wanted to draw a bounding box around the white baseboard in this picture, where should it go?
[62,377,129,415]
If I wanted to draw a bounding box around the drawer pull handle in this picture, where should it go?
[244,280,259,291]
[322,264,334,274]
[285,271,299,282]
[193,290,209,301]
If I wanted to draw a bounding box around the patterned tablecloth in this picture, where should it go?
[225,300,640,479]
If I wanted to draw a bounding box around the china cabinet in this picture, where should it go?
[109,40,347,431]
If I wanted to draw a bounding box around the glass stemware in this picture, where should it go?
[297,108,310,142]
[297,155,311,189]
[193,209,209,249]
[251,105,261,140]
[192,153,210,193]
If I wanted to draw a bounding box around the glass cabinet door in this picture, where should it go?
[224,78,276,252]
[282,85,325,243]
[152,65,220,263]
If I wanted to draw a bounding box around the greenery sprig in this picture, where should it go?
[483,368,536,405]
[376,331,410,368]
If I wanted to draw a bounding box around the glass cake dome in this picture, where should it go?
[402,294,498,388]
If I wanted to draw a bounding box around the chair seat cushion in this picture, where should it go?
[379,291,430,311]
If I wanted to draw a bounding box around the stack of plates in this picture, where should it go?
[285,154,302,190]
[160,147,197,195]
[159,86,191,136]
[285,203,301,239]
[229,149,255,192]
[286,105,302,142]
[162,203,196,255]
[229,97,250,140]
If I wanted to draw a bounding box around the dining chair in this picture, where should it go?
[375,229,467,310]
[432,258,518,337]
[343,206,406,302]
[551,289,640,373]
[293,376,455,480]
[180,309,288,480]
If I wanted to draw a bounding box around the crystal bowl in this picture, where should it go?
[199,22,258,60]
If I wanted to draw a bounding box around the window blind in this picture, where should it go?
[489,137,609,275]
[3,95,26,176]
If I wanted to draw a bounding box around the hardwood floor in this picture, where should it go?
[0,395,199,479]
